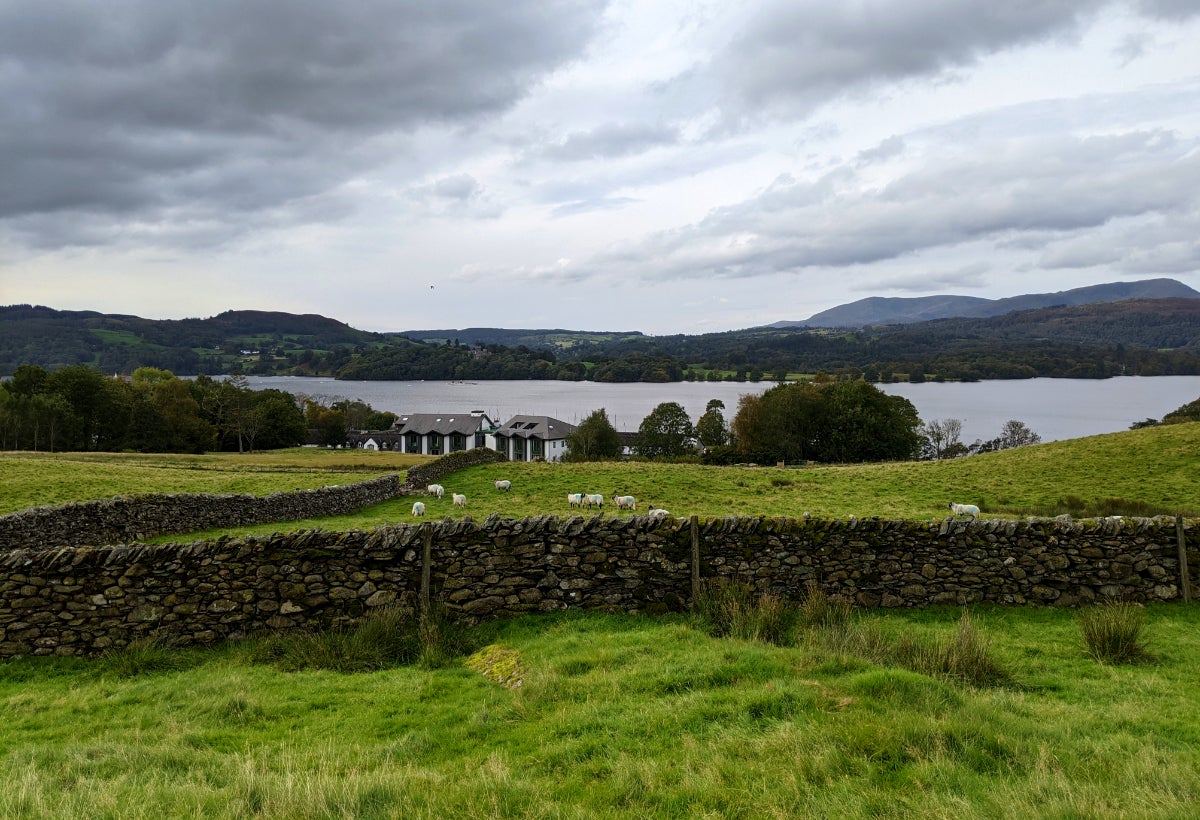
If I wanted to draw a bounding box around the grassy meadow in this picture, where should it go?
[2,605,1200,818]
[6,419,1195,541]
[3,425,1200,817]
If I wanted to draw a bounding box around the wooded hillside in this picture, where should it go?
[3,298,1199,382]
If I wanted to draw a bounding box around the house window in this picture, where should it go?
[406,433,420,454]
[450,434,466,452]
[430,435,442,455]
[475,432,485,448]
[513,438,526,460]
[531,439,543,458]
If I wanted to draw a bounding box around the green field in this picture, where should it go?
[3,428,1200,817]
[6,421,1197,540]
[2,605,1199,818]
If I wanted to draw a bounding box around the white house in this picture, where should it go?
[493,415,577,462]
[393,410,498,456]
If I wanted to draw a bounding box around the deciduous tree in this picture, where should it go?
[634,401,694,459]
[564,408,622,461]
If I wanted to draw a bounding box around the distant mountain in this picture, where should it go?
[767,278,1200,328]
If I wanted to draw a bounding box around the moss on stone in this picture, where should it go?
[465,643,526,689]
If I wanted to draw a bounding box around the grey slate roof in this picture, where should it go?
[496,415,577,440]
[394,412,495,436]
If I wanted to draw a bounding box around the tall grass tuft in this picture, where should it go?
[692,578,796,644]
[95,636,196,678]
[245,604,473,673]
[797,581,853,629]
[418,603,476,668]
[894,610,1012,687]
[1079,601,1152,664]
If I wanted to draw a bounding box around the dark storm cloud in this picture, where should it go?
[0,0,606,242]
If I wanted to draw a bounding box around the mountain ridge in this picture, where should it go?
[765,278,1200,328]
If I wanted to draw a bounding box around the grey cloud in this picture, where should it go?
[0,0,606,244]
[551,197,640,217]
[542,123,681,161]
[1132,0,1200,19]
[431,175,484,201]
[707,0,1102,118]
[589,128,1200,281]
[855,136,906,166]
[857,263,991,293]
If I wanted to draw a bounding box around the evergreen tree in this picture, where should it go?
[695,399,729,447]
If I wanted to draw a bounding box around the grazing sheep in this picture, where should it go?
[494,479,512,491]
[427,483,444,498]
[411,501,426,517]
[614,495,636,511]
[647,507,671,521]
[452,493,467,507]
[948,502,980,520]
[584,493,604,509]
[567,492,584,508]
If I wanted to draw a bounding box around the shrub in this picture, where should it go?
[1079,601,1151,664]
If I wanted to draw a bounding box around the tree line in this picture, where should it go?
[0,364,368,454]
[564,380,1051,466]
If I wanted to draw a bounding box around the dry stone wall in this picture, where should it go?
[0,474,402,551]
[1,513,1195,657]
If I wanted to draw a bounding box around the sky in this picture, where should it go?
[2,1,1199,336]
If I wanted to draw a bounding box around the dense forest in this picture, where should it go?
[3,298,1200,383]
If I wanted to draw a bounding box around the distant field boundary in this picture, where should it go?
[1,512,1195,657]
[0,474,402,551]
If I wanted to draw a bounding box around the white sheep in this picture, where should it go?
[411,501,426,517]
[948,502,980,520]
[614,495,636,510]
[647,507,671,521]
[567,492,583,507]
[427,483,444,498]
[452,493,467,507]
[494,479,512,491]
[584,493,604,509]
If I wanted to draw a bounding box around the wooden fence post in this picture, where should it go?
[420,524,433,615]
[690,515,701,608]
[1177,515,1192,604]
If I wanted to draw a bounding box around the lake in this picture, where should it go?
[242,375,1200,445]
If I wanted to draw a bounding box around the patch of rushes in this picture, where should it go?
[237,604,473,673]
[1078,601,1153,664]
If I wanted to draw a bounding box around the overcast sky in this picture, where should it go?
[2,0,1198,335]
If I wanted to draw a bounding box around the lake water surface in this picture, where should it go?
[243,375,1200,445]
